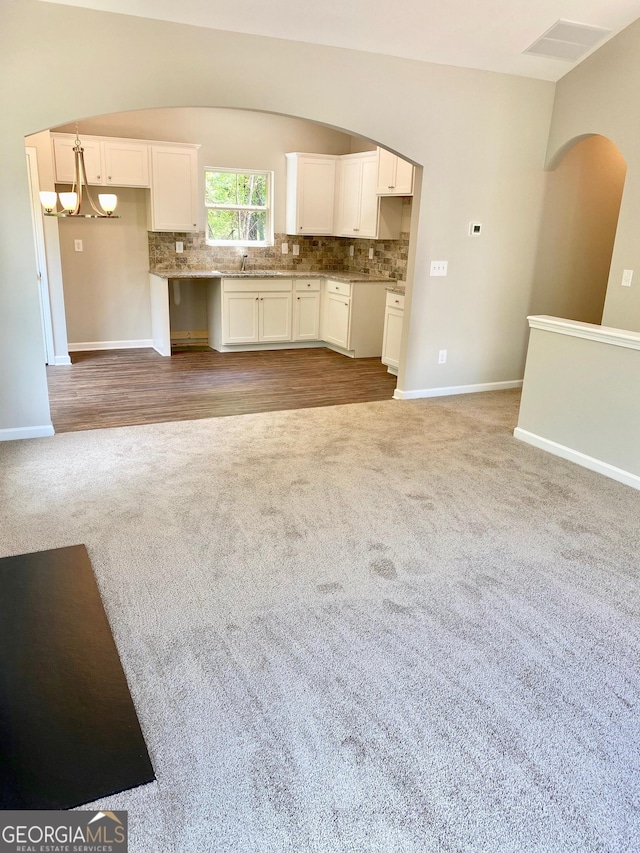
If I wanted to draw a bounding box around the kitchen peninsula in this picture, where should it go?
[149,269,395,359]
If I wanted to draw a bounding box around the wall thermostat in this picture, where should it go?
[469,222,482,236]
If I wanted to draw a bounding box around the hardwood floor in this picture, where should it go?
[46,346,398,432]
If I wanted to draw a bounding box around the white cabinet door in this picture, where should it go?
[104,141,149,187]
[376,148,397,194]
[358,157,379,237]
[53,135,103,184]
[286,154,337,236]
[259,293,292,342]
[150,145,199,232]
[223,292,259,344]
[393,156,414,195]
[324,292,351,349]
[293,292,320,341]
[382,306,403,368]
[376,148,414,196]
[337,158,362,236]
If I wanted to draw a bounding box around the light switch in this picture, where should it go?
[74,239,83,253]
[175,241,184,254]
[349,245,355,258]
[368,248,374,260]
[281,242,289,255]
[430,261,448,277]
[622,269,633,287]
[292,244,300,256]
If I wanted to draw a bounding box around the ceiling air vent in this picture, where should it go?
[524,19,611,62]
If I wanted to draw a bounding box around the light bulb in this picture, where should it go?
[59,192,78,212]
[98,194,118,215]
[39,191,58,213]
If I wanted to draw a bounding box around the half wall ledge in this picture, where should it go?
[515,315,640,491]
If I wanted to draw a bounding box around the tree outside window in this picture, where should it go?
[205,169,273,246]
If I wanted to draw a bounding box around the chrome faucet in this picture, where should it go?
[241,254,248,272]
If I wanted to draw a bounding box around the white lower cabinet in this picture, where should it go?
[322,279,387,358]
[382,291,405,372]
[219,279,293,345]
[208,276,387,357]
[324,292,351,349]
[293,280,321,341]
[259,292,293,342]
[223,292,260,344]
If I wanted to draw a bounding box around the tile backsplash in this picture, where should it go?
[149,230,409,281]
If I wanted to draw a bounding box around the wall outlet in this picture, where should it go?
[349,245,355,257]
[622,269,633,287]
[175,241,184,254]
[438,349,447,364]
[469,222,482,236]
[74,239,83,253]
[430,261,448,277]
[368,248,374,260]
[292,244,300,256]
[281,242,289,254]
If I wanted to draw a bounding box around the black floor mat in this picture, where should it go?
[0,545,155,809]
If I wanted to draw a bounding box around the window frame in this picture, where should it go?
[204,167,274,247]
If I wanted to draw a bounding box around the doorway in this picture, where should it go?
[529,134,627,323]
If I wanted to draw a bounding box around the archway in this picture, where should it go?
[30,106,419,431]
[528,134,626,324]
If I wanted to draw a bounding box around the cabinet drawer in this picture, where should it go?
[223,279,293,293]
[326,280,352,297]
[386,292,405,310]
[295,279,321,292]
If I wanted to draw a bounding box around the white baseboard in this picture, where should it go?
[393,379,523,400]
[514,427,640,492]
[68,339,153,352]
[53,355,71,366]
[0,424,55,442]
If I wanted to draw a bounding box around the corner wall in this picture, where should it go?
[546,17,640,333]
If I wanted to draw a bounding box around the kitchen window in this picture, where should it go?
[205,168,273,246]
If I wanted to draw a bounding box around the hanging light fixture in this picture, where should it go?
[40,127,119,219]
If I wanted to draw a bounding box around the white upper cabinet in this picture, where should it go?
[52,134,150,187]
[335,152,402,239]
[376,147,414,196]
[51,133,199,230]
[104,141,149,187]
[149,145,199,232]
[285,153,338,236]
[52,135,104,185]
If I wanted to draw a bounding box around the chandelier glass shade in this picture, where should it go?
[39,132,119,219]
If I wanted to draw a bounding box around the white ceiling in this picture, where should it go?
[39,0,640,81]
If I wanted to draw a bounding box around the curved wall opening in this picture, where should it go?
[29,106,418,430]
[528,134,626,325]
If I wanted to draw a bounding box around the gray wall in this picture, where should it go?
[517,327,640,479]
[1,0,554,434]
[528,135,626,324]
[547,17,640,333]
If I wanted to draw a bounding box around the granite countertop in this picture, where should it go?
[150,269,395,284]
[385,284,406,295]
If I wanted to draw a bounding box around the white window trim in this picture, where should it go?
[205,167,274,247]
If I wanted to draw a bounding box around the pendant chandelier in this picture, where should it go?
[39,129,119,219]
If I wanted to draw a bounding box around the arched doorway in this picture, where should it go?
[31,106,419,431]
[528,134,626,324]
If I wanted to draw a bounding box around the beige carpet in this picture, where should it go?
[1,390,639,852]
